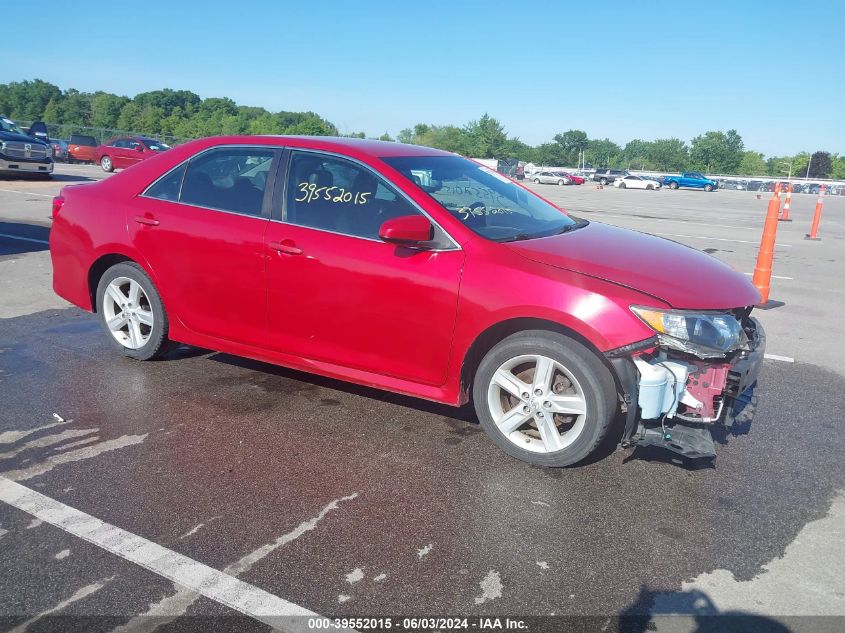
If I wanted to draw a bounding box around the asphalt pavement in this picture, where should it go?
[1,166,843,633]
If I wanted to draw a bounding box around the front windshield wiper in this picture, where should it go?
[499,233,534,243]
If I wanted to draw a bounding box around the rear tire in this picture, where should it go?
[472,330,617,467]
[100,155,114,172]
[600,178,608,185]
[95,262,169,360]
[619,182,626,189]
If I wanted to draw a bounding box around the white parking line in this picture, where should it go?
[0,189,52,197]
[593,212,757,232]
[764,354,795,363]
[744,272,794,280]
[0,477,320,629]
[0,233,49,245]
[651,231,792,247]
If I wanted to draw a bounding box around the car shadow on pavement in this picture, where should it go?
[0,173,96,183]
[0,221,49,255]
[208,352,479,423]
[619,585,793,633]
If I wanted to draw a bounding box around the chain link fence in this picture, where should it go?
[17,121,189,148]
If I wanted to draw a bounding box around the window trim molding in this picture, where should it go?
[140,144,280,220]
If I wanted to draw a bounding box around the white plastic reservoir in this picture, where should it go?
[633,358,690,419]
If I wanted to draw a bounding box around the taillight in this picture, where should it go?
[52,196,64,219]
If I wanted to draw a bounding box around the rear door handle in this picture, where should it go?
[268,240,303,255]
[134,216,160,226]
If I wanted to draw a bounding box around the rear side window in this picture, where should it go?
[285,151,420,239]
[179,147,275,217]
[69,135,96,146]
[144,164,187,202]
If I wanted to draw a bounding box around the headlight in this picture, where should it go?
[631,306,747,358]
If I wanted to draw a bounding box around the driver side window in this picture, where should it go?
[285,151,420,240]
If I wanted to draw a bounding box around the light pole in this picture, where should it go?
[805,155,812,179]
[780,159,793,184]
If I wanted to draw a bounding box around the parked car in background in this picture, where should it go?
[97,136,171,172]
[662,172,718,191]
[592,169,627,185]
[559,171,585,185]
[49,138,69,162]
[0,115,53,178]
[49,135,765,466]
[68,135,99,163]
[532,171,571,185]
[614,175,661,190]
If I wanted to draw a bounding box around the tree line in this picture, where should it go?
[1,79,841,178]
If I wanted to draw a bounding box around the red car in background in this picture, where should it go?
[97,136,170,172]
[67,134,99,163]
[49,136,764,467]
[560,171,585,185]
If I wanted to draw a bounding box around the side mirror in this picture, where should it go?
[378,215,433,245]
[135,145,144,152]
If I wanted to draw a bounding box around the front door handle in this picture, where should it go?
[268,240,303,255]
[134,215,160,226]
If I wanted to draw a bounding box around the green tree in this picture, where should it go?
[739,151,767,176]
[829,154,845,180]
[586,138,621,168]
[464,114,508,158]
[552,130,588,165]
[805,151,832,178]
[91,92,130,128]
[648,138,689,171]
[690,130,744,173]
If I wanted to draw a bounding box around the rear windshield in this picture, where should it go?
[69,135,97,146]
[382,155,583,242]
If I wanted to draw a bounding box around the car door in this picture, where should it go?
[109,139,129,168]
[264,149,464,386]
[125,139,145,167]
[128,145,279,346]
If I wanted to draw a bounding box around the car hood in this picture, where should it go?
[0,130,49,146]
[505,221,761,310]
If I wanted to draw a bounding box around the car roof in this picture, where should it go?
[182,135,455,159]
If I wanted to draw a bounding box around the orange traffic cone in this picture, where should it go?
[751,187,782,304]
[779,182,793,222]
[806,185,826,240]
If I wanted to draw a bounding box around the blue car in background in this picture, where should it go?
[663,172,718,191]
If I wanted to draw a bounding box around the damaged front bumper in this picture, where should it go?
[608,316,766,459]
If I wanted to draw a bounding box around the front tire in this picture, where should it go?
[96,262,169,360]
[646,184,653,190]
[669,181,679,189]
[534,178,540,184]
[472,331,617,467]
[100,155,114,172]
[704,184,714,192]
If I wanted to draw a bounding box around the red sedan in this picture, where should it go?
[96,136,170,172]
[50,136,764,466]
[561,172,585,185]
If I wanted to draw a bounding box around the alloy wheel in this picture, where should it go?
[102,277,154,349]
[486,354,587,454]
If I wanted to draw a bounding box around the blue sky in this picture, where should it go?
[2,0,842,155]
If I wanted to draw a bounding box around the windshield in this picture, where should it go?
[142,139,170,151]
[0,117,26,136]
[382,155,581,242]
